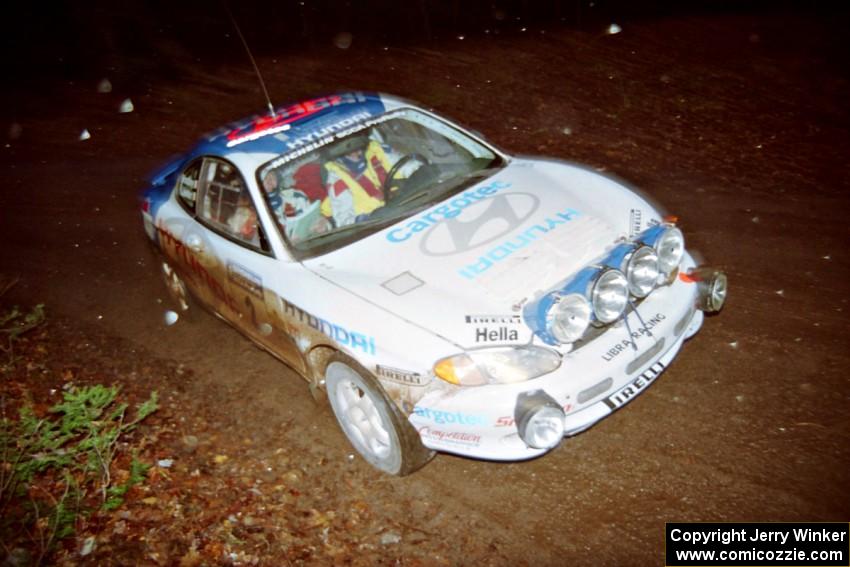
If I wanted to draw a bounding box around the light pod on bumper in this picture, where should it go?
[546,293,591,343]
[591,269,629,324]
[655,226,685,276]
[625,246,660,298]
[515,390,565,450]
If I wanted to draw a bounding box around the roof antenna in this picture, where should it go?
[222,1,276,117]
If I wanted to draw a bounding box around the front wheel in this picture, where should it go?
[325,354,433,475]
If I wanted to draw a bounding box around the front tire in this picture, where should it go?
[325,354,433,476]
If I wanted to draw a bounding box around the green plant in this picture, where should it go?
[0,302,45,369]
[1,385,159,561]
[103,454,151,511]
[25,474,80,564]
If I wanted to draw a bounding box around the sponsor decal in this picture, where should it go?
[495,402,573,427]
[385,180,512,244]
[604,361,665,409]
[602,340,636,362]
[225,93,369,147]
[629,208,642,238]
[418,426,481,447]
[458,207,582,280]
[465,314,522,344]
[464,314,522,325]
[412,407,486,426]
[601,313,666,362]
[266,110,402,169]
[376,364,430,387]
[281,299,376,356]
[227,262,263,300]
[277,135,334,164]
[284,111,372,151]
[155,222,238,313]
[475,327,518,343]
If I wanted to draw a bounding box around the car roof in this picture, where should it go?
[187,92,410,164]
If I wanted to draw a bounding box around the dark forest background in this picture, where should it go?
[3,0,844,83]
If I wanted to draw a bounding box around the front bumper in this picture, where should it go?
[409,262,708,461]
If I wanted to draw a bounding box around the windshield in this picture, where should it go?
[256,108,505,257]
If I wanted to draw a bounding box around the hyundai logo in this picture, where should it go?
[420,192,540,257]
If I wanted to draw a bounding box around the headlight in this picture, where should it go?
[655,227,685,275]
[625,246,659,298]
[434,346,561,387]
[591,269,628,324]
[546,293,591,344]
[515,390,565,450]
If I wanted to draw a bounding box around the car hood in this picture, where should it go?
[302,158,661,348]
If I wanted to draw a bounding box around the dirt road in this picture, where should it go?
[2,10,848,565]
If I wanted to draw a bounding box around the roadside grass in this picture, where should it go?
[0,277,45,374]
[1,279,159,564]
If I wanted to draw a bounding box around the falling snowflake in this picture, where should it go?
[333,32,353,49]
[8,122,22,140]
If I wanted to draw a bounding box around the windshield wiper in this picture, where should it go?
[392,166,502,209]
[303,215,401,244]
[298,166,504,248]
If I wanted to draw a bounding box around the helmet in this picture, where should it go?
[330,132,369,158]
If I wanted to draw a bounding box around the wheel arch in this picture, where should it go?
[324,351,434,475]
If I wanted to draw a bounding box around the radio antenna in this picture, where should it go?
[222,1,276,117]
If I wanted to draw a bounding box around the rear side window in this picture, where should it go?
[176,160,201,210]
[197,158,265,250]
[199,159,242,226]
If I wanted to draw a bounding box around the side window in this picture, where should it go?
[176,160,202,211]
[197,158,265,250]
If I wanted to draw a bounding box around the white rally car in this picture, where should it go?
[141,92,727,475]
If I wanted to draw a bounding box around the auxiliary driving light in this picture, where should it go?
[515,390,566,450]
[655,227,685,275]
[625,246,660,298]
[689,267,728,312]
[591,269,629,324]
[546,293,591,344]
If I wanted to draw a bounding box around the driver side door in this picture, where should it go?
[191,157,305,371]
